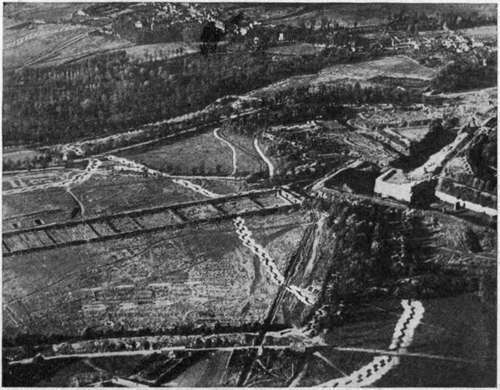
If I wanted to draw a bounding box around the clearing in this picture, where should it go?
[120,133,235,176]
[71,169,208,217]
[249,56,437,98]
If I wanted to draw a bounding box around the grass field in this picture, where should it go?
[3,22,130,69]
[267,43,324,56]
[121,133,235,176]
[250,55,437,99]
[3,187,76,229]
[4,3,83,22]
[2,149,43,165]
[245,211,311,277]
[3,210,307,337]
[218,129,265,176]
[125,42,199,61]
[71,170,207,217]
[316,55,438,83]
[459,25,497,41]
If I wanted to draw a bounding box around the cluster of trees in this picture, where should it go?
[265,81,422,109]
[3,153,55,171]
[317,200,468,311]
[467,131,497,185]
[431,50,497,92]
[3,320,285,352]
[3,46,361,147]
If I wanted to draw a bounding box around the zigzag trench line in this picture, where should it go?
[108,156,425,386]
[108,154,315,305]
[316,299,425,387]
[233,216,317,305]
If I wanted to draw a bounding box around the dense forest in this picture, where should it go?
[3,46,379,147]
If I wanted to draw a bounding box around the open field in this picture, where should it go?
[3,149,44,166]
[244,211,311,276]
[266,43,324,57]
[459,25,497,41]
[3,188,76,230]
[121,133,235,176]
[217,129,265,176]
[36,35,131,68]
[3,209,309,338]
[2,167,210,228]
[2,188,302,256]
[71,170,207,217]
[124,42,199,61]
[315,55,438,82]
[377,294,496,387]
[4,3,83,23]
[3,22,130,68]
[249,56,438,99]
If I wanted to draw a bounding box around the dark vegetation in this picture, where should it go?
[431,51,497,92]
[392,118,457,170]
[468,130,497,185]
[310,199,478,326]
[386,7,496,32]
[2,152,55,171]
[3,47,376,147]
[199,21,225,55]
[3,357,81,387]
[2,320,286,354]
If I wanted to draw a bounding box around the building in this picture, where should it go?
[374,168,434,205]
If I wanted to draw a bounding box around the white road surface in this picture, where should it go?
[213,128,238,176]
[254,136,275,178]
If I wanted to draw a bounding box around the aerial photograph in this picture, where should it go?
[1,1,497,387]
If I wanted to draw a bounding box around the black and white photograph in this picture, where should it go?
[1,1,497,387]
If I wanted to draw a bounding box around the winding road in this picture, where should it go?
[254,136,275,178]
[213,128,238,176]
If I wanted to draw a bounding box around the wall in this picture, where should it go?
[435,190,497,216]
